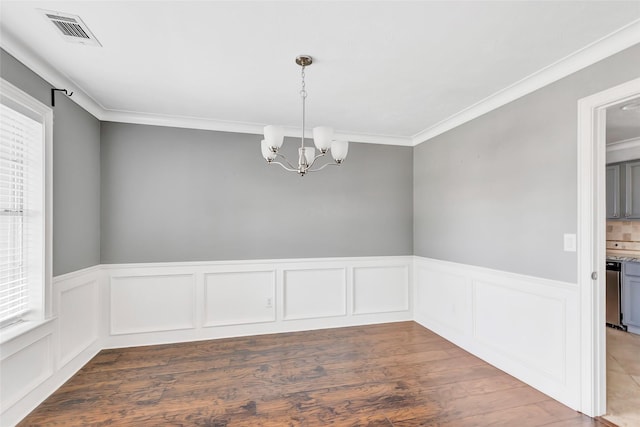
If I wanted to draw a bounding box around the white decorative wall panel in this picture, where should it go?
[413,257,580,411]
[110,274,195,335]
[473,280,565,380]
[104,258,411,346]
[204,270,276,326]
[283,268,347,320]
[0,335,52,409]
[58,280,100,366]
[416,266,469,335]
[353,265,409,314]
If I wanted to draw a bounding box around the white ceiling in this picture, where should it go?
[1,1,639,145]
[607,97,640,144]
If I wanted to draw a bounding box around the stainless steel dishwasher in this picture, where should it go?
[606,261,626,330]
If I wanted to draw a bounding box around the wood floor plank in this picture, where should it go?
[17,321,600,426]
[541,418,610,426]
[434,402,579,427]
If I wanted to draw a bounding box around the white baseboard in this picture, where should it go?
[413,256,580,411]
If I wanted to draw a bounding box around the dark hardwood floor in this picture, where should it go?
[18,322,607,426]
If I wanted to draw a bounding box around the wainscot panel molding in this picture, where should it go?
[353,265,410,315]
[3,256,587,425]
[110,274,196,335]
[102,256,414,349]
[204,270,276,327]
[413,256,580,412]
[56,277,100,367]
[0,265,104,427]
[283,268,347,320]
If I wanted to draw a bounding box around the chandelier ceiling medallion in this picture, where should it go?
[261,55,349,176]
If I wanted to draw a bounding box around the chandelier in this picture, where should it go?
[261,55,349,176]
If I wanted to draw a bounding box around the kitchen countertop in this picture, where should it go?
[606,248,640,262]
[606,254,640,263]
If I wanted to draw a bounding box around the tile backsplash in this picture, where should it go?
[607,220,640,242]
[607,220,640,255]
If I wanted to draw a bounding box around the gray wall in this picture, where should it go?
[5,39,638,279]
[414,43,640,283]
[100,122,413,263]
[0,49,101,276]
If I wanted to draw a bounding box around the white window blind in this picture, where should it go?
[0,103,43,327]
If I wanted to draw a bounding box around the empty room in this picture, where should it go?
[1,1,640,426]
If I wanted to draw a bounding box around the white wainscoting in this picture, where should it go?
[413,257,580,411]
[283,268,347,320]
[110,274,196,335]
[1,332,53,410]
[204,270,276,327]
[5,256,586,425]
[104,257,413,349]
[56,277,100,366]
[0,265,103,427]
[353,265,410,315]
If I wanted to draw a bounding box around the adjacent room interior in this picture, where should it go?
[602,97,640,427]
[1,1,639,426]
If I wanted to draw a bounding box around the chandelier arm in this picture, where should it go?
[269,161,298,172]
[305,151,327,169]
[307,162,340,173]
[274,153,297,170]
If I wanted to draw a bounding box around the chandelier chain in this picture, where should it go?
[300,66,307,99]
[300,65,308,151]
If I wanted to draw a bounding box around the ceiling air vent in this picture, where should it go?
[40,10,102,47]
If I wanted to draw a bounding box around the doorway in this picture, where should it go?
[602,95,640,426]
[577,77,640,418]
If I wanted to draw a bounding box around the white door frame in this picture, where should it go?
[577,76,640,417]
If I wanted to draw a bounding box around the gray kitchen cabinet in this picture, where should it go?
[625,161,640,219]
[607,165,621,219]
[606,160,640,219]
[622,261,640,332]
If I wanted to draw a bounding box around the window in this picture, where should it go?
[0,79,52,329]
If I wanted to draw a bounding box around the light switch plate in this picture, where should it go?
[564,233,577,252]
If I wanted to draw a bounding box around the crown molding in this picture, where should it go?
[101,109,266,136]
[2,18,638,148]
[0,28,105,120]
[0,26,413,146]
[102,111,414,146]
[278,126,413,146]
[317,131,412,146]
[411,19,640,147]
[606,136,640,151]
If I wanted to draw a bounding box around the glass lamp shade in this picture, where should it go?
[264,125,284,150]
[261,140,277,161]
[312,126,333,152]
[331,140,349,162]
[303,146,316,166]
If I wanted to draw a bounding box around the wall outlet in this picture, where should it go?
[564,233,577,252]
[266,297,273,308]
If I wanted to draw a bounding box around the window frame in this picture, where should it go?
[0,78,53,332]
